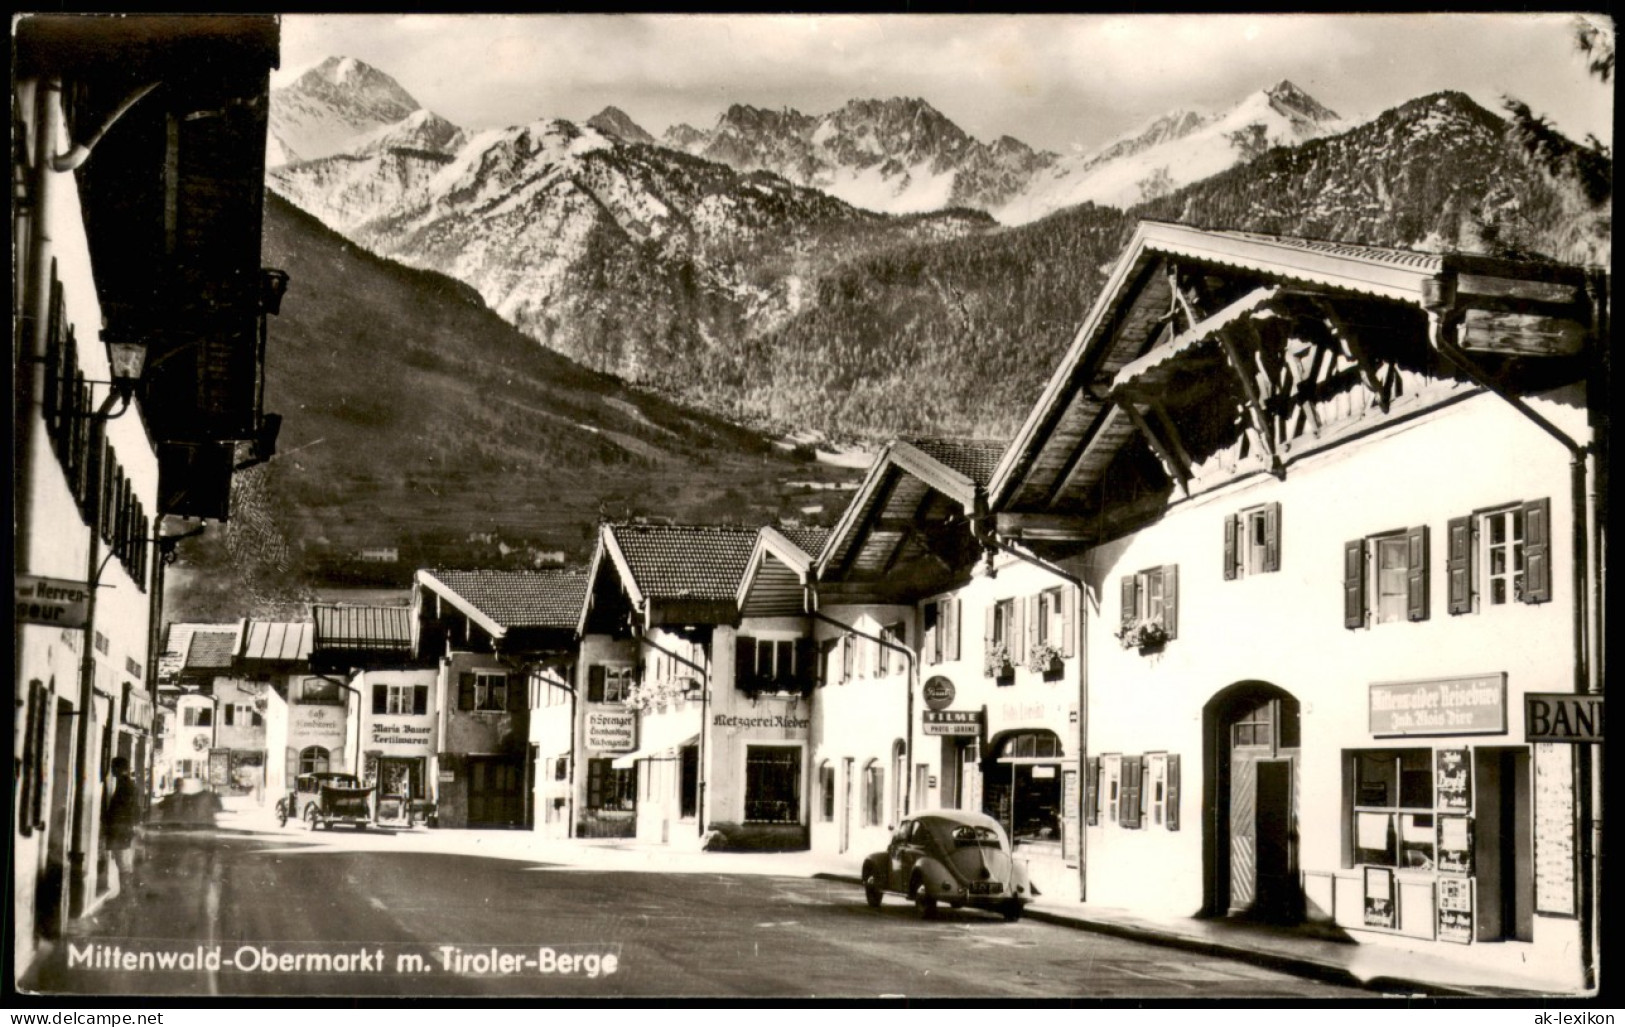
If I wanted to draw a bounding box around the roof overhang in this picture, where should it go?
[415,570,508,642]
[737,527,815,609]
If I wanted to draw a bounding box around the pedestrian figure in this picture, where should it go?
[104,757,143,888]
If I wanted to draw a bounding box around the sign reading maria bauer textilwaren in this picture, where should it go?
[1369,673,1506,736]
[586,710,636,753]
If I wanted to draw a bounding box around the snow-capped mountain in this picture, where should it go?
[269,106,992,391]
[586,106,657,145]
[268,56,431,166]
[663,97,1057,216]
[996,80,1348,223]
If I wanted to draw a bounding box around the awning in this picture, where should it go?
[612,733,698,769]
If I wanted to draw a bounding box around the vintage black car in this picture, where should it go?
[276,772,375,831]
[861,810,1034,921]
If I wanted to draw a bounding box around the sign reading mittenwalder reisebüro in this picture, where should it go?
[1369,674,1506,736]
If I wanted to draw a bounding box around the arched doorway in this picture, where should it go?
[1203,682,1301,922]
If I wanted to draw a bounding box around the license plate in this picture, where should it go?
[968,881,1003,895]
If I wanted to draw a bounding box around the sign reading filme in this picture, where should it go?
[16,575,91,629]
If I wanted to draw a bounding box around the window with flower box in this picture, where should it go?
[1117,566,1177,648]
[736,636,815,695]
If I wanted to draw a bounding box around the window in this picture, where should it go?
[984,598,1020,679]
[1447,498,1552,614]
[458,670,511,712]
[223,704,234,727]
[298,746,330,776]
[553,756,568,781]
[1118,565,1178,645]
[737,637,812,692]
[819,761,835,822]
[1102,755,1121,825]
[1224,502,1281,579]
[878,623,905,676]
[183,707,212,727]
[1348,749,1435,869]
[840,635,855,684]
[1035,589,1063,646]
[922,596,961,665]
[373,683,429,716]
[300,678,345,705]
[1344,528,1428,627]
[586,757,636,811]
[586,665,633,704]
[744,746,801,823]
[863,760,885,827]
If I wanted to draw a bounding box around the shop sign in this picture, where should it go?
[16,575,91,629]
[922,709,982,736]
[922,676,956,711]
[370,722,433,748]
[1437,876,1474,944]
[1369,674,1506,736]
[711,713,808,732]
[586,710,637,753]
[1435,748,1471,812]
[1363,866,1395,929]
[439,770,455,783]
[1524,693,1602,743]
[292,705,346,743]
[1437,815,1472,874]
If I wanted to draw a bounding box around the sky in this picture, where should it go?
[274,13,1614,155]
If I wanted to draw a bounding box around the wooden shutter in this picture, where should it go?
[372,685,388,715]
[505,675,521,711]
[458,672,476,710]
[1120,576,1138,632]
[1223,514,1238,580]
[1447,515,1473,614]
[817,638,836,686]
[1161,566,1178,639]
[1264,502,1281,573]
[840,636,852,683]
[1343,540,1366,629]
[413,686,428,716]
[1120,756,1143,829]
[1084,757,1100,826]
[1522,497,1552,603]
[1166,754,1181,831]
[586,665,605,703]
[923,602,939,665]
[1405,525,1430,621]
[796,637,817,689]
[1061,587,1077,658]
[1010,598,1027,663]
[736,636,755,690]
[983,603,996,662]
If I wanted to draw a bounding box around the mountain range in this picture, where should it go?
[189,55,1608,614]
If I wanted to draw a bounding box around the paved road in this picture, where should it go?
[24,825,1367,1000]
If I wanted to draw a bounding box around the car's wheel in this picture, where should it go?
[275,801,288,828]
[910,876,938,919]
[862,863,884,909]
[1000,900,1023,923]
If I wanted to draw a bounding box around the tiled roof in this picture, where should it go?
[426,570,588,630]
[312,605,413,651]
[239,621,314,665]
[608,524,760,601]
[776,526,831,560]
[901,437,1008,487]
[184,630,238,671]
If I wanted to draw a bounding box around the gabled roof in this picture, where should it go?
[736,526,829,613]
[815,439,991,602]
[987,220,1598,516]
[238,621,314,666]
[184,627,241,672]
[417,569,588,639]
[602,524,760,604]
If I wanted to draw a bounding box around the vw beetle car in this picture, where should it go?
[862,810,1033,920]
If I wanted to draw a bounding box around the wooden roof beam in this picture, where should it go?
[1216,321,1284,479]
[1115,389,1191,498]
[1314,299,1388,413]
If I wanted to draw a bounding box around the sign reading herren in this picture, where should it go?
[16,575,91,629]
[1525,693,1602,743]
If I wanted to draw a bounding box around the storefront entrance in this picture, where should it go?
[467,755,525,828]
[1473,746,1533,942]
[1205,682,1301,922]
[983,730,1064,844]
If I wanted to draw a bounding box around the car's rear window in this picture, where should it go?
[949,825,1003,847]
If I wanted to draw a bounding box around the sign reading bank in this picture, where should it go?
[1370,674,1506,737]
